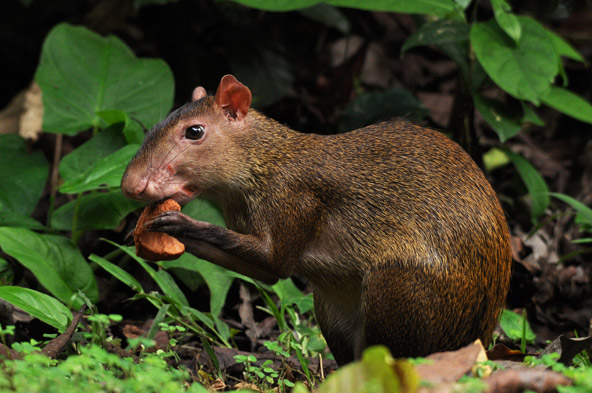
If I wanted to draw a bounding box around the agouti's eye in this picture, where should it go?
[185,125,205,140]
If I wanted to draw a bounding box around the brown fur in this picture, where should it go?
[121,75,512,366]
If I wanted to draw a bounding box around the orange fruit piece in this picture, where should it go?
[134,199,185,261]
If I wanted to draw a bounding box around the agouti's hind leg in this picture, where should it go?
[362,264,467,358]
[314,292,359,366]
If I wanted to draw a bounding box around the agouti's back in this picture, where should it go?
[121,75,512,365]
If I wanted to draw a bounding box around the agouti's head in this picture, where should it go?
[121,75,252,204]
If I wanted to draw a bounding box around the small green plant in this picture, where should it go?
[0,324,15,346]
[499,309,536,352]
[234,353,295,391]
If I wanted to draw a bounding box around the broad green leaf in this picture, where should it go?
[98,110,145,145]
[500,309,535,342]
[59,124,127,183]
[471,17,557,105]
[89,254,143,292]
[0,212,45,230]
[182,199,226,227]
[0,228,98,307]
[0,287,72,332]
[299,4,350,34]
[0,135,49,217]
[59,144,139,194]
[490,0,521,43]
[545,28,586,64]
[454,0,472,9]
[505,150,550,222]
[339,88,428,132]
[35,23,174,135]
[401,18,469,54]
[51,191,143,231]
[541,86,592,124]
[549,193,592,226]
[227,0,457,14]
[473,93,521,142]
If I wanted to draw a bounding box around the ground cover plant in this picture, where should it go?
[0,0,591,391]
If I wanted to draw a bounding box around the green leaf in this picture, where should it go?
[103,240,188,306]
[339,88,428,132]
[549,193,592,226]
[35,23,174,135]
[318,346,419,393]
[520,101,544,126]
[0,287,72,332]
[541,86,592,124]
[59,124,127,183]
[227,0,457,15]
[470,17,557,105]
[298,4,350,34]
[97,110,145,145]
[401,18,469,54]
[473,93,522,142]
[59,144,139,194]
[500,309,535,342]
[0,135,49,217]
[89,254,144,292]
[161,254,235,318]
[483,147,510,172]
[182,199,226,227]
[51,191,143,231]
[490,0,521,43]
[545,28,586,64]
[505,150,550,222]
[0,212,45,230]
[0,228,98,307]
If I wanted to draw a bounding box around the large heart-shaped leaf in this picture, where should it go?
[0,135,49,217]
[0,286,72,332]
[471,17,557,105]
[0,227,98,307]
[35,23,174,135]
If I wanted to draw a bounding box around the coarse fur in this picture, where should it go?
[121,75,512,365]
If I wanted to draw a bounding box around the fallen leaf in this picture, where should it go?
[485,368,571,393]
[415,340,485,383]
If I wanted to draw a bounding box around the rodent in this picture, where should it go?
[121,74,512,365]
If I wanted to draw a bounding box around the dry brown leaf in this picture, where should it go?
[415,340,486,384]
[485,368,571,393]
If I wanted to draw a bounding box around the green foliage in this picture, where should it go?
[0,287,71,332]
[499,309,536,348]
[0,135,48,229]
[226,0,459,15]
[0,228,98,308]
[35,23,174,134]
[0,345,211,393]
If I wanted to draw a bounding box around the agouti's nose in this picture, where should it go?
[121,171,149,200]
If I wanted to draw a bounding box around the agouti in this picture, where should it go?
[121,74,512,365]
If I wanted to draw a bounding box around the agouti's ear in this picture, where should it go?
[192,86,207,102]
[214,75,252,121]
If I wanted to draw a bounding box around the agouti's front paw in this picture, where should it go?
[146,211,203,238]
